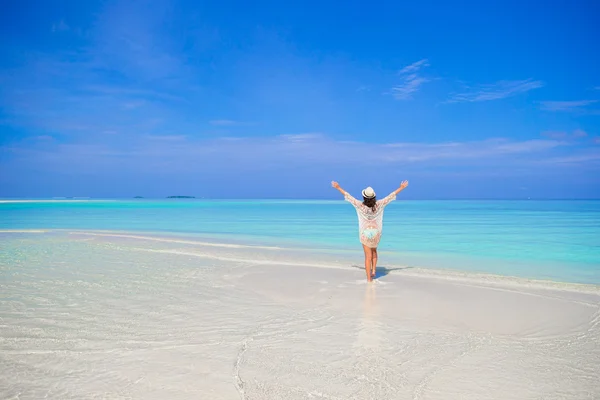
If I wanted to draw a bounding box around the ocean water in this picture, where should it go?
[1,199,599,284]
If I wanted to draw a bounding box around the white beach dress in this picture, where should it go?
[344,192,396,248]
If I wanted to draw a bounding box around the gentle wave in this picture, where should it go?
[0,229,47,233]
[8,229,597,294]
[68,231,284,250]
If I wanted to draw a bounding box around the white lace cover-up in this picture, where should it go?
[344,192,397,248]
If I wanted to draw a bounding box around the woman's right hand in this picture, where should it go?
[331,181,340,189]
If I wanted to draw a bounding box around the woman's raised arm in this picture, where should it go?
[332,181,361,207]
[392,180,409,197]
[331,181,346,196]
[379,180,409,207]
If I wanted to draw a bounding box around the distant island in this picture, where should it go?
[134,196,144,198]
[167,196,196,198]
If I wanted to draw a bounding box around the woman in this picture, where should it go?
[331,180,409,282]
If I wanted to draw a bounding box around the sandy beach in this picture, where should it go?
[1,231,599,399]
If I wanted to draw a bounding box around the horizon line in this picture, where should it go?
[1,197,600,201]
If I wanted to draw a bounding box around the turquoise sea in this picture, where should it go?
[1,199,599,284]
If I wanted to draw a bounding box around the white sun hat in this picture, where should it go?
[362,186,376,199]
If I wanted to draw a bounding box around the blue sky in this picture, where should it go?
[1,0,599,199]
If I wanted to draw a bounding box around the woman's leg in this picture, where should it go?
[362,244,373,282]
[371,248,378,278]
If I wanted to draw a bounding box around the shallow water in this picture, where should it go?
[1,199,600,284]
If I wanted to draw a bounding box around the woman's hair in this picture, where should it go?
[363,196,377,212]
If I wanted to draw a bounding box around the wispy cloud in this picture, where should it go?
[447,79,544,103]
[89,1,197,82]
[209,120,256,127]
[4,131,599,198]
[542,129,587,140]
[2,133,576,176]
[398,59,429,75]
[145,135,188,141]
[0,2,203,138]
[279,133,324,142]
[391,59,430,100]
[52,20,70,33]
[545,151,600,164]
[209,120,243,126]
[122,100,146,110]
[539,100,598,112]
[574,129,588,138]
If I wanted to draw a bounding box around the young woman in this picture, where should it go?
[331,180,409,281]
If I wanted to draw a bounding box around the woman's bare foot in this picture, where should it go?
[371,268,376,279]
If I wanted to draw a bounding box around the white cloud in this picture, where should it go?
[4,133,576,176]
[145,135,187,141]
[542,129,587,140]
[545,151,600,164]
[398,59,430,75]
[52,20,70,33]
[122,101,146,110]
[209,120,255,127]
[539,100,598,112]
[278,133,323,142]
[210,120,239,126]
[447,79,544,103]
[391,59,430,100]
